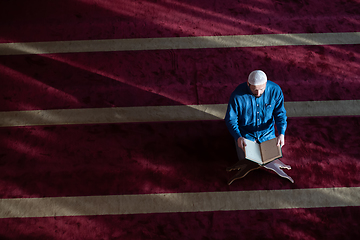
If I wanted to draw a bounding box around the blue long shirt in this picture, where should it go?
[224,80,287,143]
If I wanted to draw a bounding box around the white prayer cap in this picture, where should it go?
[248,70,267,85]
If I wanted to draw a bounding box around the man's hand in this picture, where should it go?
[237,137,247,152]
[277,134,285,147]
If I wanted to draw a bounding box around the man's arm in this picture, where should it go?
[225,97,248,152]
[273,89,287,147]
[224,97,242,141]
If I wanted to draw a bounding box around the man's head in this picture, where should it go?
[247,70,267,97]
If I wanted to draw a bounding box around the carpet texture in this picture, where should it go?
[0,117,359,199]
[0,44,359,111]
[0,0,359,43]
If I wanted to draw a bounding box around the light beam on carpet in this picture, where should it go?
[1,32,360,55]
[0,187,359,218]
[0,100,360,127]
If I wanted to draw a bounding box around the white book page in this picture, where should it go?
[244,139,262,164]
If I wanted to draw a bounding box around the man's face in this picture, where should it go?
[248,82,267,98]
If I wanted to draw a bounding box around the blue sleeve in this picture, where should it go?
[224,96,242,140]
[273,89,287,135]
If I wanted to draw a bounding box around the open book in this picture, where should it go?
[244,138,282,165]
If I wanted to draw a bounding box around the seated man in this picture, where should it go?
[224,70,288,181]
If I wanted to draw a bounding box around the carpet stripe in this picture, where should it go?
[1,32,359,55]
[0,100,359,127]
[1,187,359,218]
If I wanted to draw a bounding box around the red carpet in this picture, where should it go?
[0,0,360,239]
[0,117,359,199]
[0,45,359,111]
[0,0,359,43]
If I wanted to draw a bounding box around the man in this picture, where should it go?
[225,70,287,161]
